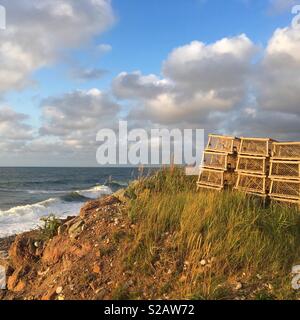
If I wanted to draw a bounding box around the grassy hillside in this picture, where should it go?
[122,168,300,299]
[1,167,300,300]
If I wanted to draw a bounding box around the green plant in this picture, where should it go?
[112,230,127,244]
[254,291,275,300]
[111,284,131,300]
[39,214,61,241]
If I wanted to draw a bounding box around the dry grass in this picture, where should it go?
[123,167,300,300]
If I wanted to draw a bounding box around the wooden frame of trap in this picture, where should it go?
[197,134,239,192]
[235,137,274,198]
[269,142,300,206]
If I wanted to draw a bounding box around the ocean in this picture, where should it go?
[0,167,144,238]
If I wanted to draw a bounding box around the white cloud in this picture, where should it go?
[163,35,256,83]
[114,35,257,128]
[257,24,300,115]
[266,26,300,61]
[113,71,170,100]
[0,106,33,145]
[39,89,120,146]
[111,30,300,140]
[0,0,115,94]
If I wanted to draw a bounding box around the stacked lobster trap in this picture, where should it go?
[197,134,240,191]
[197,134,300,206]
[269,142,300,205]
[234,138,275,198]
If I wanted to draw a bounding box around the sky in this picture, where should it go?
[0,0,300,166]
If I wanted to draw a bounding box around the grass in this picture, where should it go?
[122,167,300,299]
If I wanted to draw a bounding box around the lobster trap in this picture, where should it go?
[272,142,300,160]
[269,160,300,180]
[197,168,235,191]
[235,173,269,195]
[202,151,236,171]
[269,179,300,201]
[270,196,300,206]
[206,134,240,154]
[236,155,268,175]
[239,137,274,157]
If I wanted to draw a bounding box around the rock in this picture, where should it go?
[57,294,65,300]
[267,283,273,291]
[200,259,206,266]
[34,241,40,248]
[92,264,101,274]
[7,266,28,292]
[127,279,134,287]
[37,267,50,277]
[209,257,216,264]
[0,251,9,260]
[235,282,243,290]
[42,237,69,265]
[80,196,121,218]
[58,225,67,236]
[56,286,63,294]
[14,280,26,292]
[71,242,92,259]
[41,288,56,300]
[68,220,85,239]
[9,234,38,268]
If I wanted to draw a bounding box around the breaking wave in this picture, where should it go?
[0,185,112,238]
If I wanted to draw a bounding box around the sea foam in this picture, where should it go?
[0,185,112,238]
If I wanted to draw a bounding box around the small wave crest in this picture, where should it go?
[0,185,112,238]
[77,185,112,199]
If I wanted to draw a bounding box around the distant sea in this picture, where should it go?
[0,167,147,238]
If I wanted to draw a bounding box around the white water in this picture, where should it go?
[0,185,112,238]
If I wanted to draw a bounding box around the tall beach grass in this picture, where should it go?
[123,167,300,299]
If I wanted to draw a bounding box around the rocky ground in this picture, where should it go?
[0,194,137,300]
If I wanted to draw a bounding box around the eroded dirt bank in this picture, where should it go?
[0,194,136,300]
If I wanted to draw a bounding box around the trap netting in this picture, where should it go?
[198,169,224,188]
[239,138,272,157]
[270,180,300,199]
[206,135,239,154]
[202,152,235,170]
[235,173,267,194]
[269,161,300,179]
[272,143,300,160]
[236,156,267,174]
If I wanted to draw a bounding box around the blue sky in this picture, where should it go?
[4,0,293,126]
[0,0,300,166]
